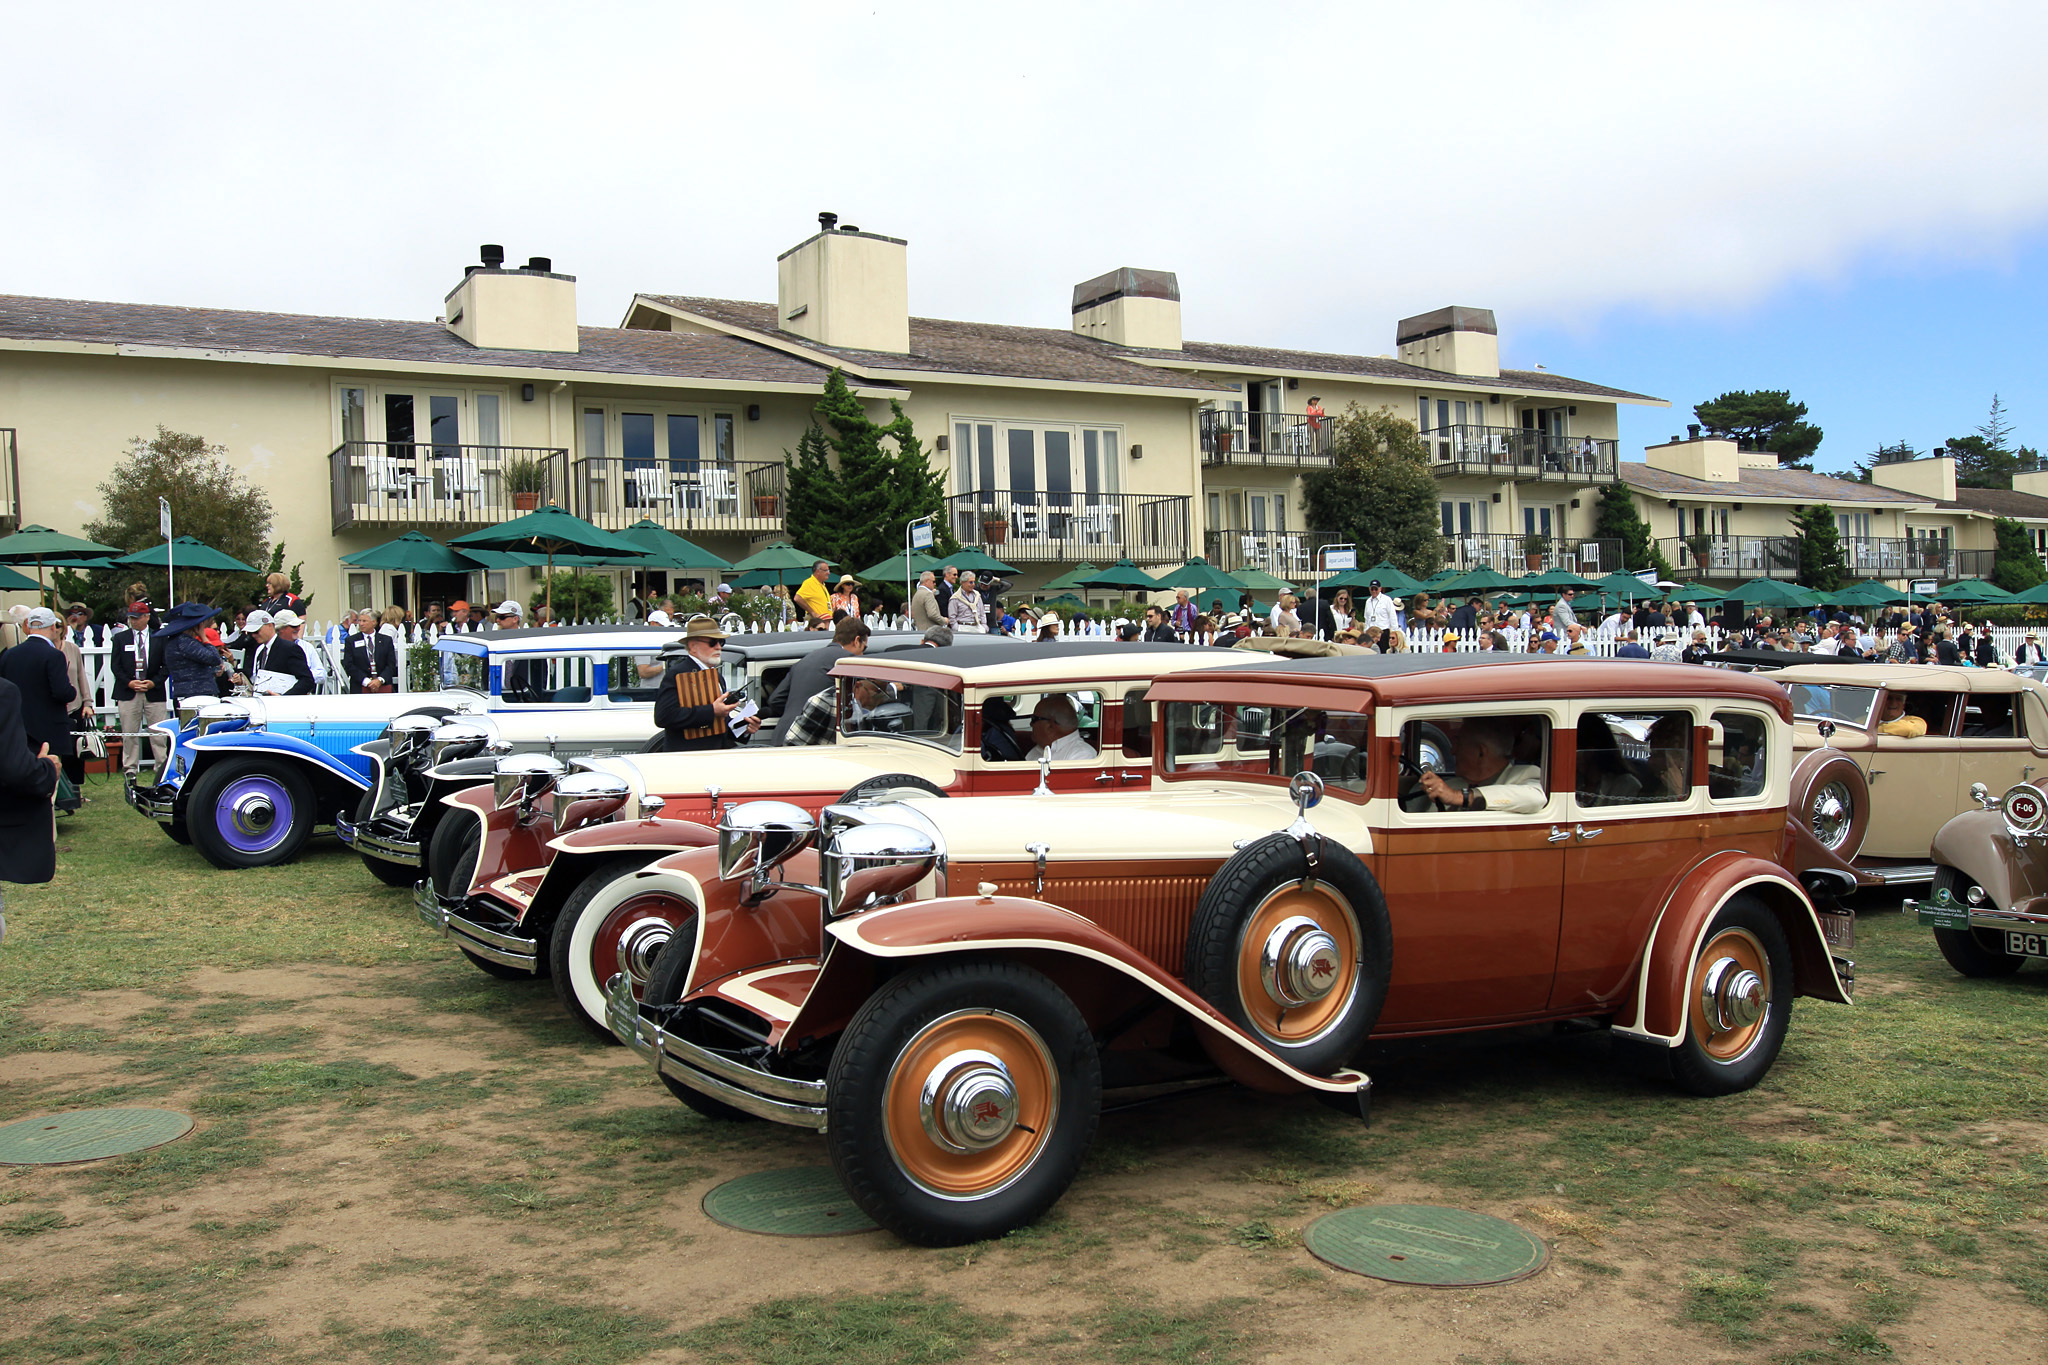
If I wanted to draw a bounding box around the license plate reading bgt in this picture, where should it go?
[2005,930,2048,959]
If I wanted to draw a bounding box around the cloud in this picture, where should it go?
[3,0,2044,360]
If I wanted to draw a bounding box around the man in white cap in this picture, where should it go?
[491,602,537,697]
[653,616,758,751]
[0,608,77,786]
[113,601,169,775]
[265,611,318,695]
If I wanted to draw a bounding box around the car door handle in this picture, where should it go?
[1547,826,1572,843]
[1095,772,1115,784]
[1576,824,1603,840]
[1121,770,1146,782]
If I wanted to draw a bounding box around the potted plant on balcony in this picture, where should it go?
[981,512,1008,546]
[1684,532,1714,569]
[1522,532,1550,572]
[752,489,780,517]
[1214,417,1235,457]
[505,456,548,512]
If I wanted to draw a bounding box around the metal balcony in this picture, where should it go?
[1422,425,1618,482]
[1441,533,1624,576]
[567,457,785,534]
[1199,409,1335,467]
[329,442,568,534]
[1661,535,1995,583]
[1202,529,1345,580]
[947,491,1190,565]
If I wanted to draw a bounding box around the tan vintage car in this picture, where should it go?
[1906,781,2048,977]
[602,653,1857,1245]
[1776,664,2048,883]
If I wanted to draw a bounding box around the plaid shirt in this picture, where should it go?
[780,685,839,747]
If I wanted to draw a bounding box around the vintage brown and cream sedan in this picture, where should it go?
[415,641,1263,1032]
[598,653,1859,1245]
[1777,664,2048,884]
[1906,779,2048,978]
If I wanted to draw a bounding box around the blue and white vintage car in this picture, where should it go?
[127,625,699,870]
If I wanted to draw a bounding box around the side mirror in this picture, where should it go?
[717,800,817,883]
[822,822,941,917]
[1290,769,1325,814]
[1816,719,1836,745]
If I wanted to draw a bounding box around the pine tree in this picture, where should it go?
[1790,504,1846,593]
[784,369,958,574]
[782,422,841,562]
[1301,404,1444,578]
[1591,481,1674,578]
[1693,390,1823,469]
[1991,517,2047,594]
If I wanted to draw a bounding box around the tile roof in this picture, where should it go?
[642,295,1228,392]
[1156,338,1665,404]
[1616,460,1931,504]
[1937,487,2048,519]
[0,294,838,385]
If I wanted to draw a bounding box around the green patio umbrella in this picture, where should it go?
[1830,580,1907,608]
[1589,570,1662,599]
[1436,567,1520,595]
[856,550,943,582]
[1150,555,1243,592]
[1035,593,1087,612]
[1322,562,1424,596]
[1040,563,1103,593]
[0,523,124,596]
[1940,578,2015,603]
[940,547,1021,576]
[2006,580,2048,605]
[451,504,648,616]
[611,520,733,572]
[1721,578,1822,609]
[1515,567,1600,591]
[1077,559,1162,593]
[0,564,38,592]
[1229,566,1297,593]
[341,531,483,574]
[1419,569,1465,590]
[114,535,258,574]
[1668,581,1726,602]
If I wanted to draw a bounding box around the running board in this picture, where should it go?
[1861,863,1936,885]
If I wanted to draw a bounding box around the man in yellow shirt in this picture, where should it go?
[793,560,833,628]
[1875,693,1928,738]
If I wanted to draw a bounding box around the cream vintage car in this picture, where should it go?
[600,652,1857,1245]
[1905,781,2048,978]
[1777,663,2048,884]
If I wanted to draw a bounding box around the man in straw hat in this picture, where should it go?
[653,616,759,752]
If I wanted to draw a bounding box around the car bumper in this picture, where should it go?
[413,881,540,973]
[338,809,425,866]
[128,779,177,822]
[604,972,828,1130]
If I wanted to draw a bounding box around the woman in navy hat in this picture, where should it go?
[154,602,226,705]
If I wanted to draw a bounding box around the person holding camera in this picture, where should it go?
[653,617,760,752]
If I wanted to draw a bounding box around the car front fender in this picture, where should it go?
[187,730,370,791]
[1930,807,2048,915]
[523,819,720,932]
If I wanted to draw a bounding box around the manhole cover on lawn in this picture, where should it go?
[701,1167,878,1237]
[0,1108,194,1166]
[1304,1204,1549,1286]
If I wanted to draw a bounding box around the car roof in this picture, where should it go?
[832,639,1250,687]
[1773,662,2035,694]
[433,625,913,660]
[1148,652,1793,714]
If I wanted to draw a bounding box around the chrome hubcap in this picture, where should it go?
[1811,781,1852,849]
[228,792,277,838]
[919,1049,1018,1154]
[1699,957,1766,1034]
[1260,915,1341,1008]
[614,917,674,984]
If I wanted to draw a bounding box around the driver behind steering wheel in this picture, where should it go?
[1418,717,1547,814]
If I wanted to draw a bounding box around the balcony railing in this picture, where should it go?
[948,491,1190,565]
[1422,425,1618,482]
[1202,529,1346,579]
[566,457,785,534]
[329,442,568,534]
[1441,533,1624,576]
[1199,409,1335,467]
[1661,536,1996,583]
[0,428,18,535]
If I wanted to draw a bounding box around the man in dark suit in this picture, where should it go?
[764,616,869,727]
[112,601,170,776]
[0,607,77,763]
[0,674,60,943]
[264,613,318,695]
[341,612,375,693]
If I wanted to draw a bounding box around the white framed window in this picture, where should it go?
[332,380,510,450]
[950,418,1122,501]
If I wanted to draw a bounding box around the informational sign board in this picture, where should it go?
[910,521,933,550]
[1324,548,1357,571]
[1910,579,1937,596]
[159,497,172,539]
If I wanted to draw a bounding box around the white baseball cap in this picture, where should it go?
[645,609,673,627]
[493,601,524,618]
[716,583,733,594]
[23,607,59,629]
[244,610,273,630]
[271,609,302,628]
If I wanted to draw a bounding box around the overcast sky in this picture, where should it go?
[6,1,2044,471]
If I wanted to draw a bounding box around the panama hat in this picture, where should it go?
[681,615,728,643]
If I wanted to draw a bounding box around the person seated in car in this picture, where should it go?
[1025,694,1097,762]
[1418,717,1546,813]
[1875,692,1928,738]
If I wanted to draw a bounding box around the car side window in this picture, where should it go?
[1576,710,1692,806]
[1397,714,1551,815]
[1121,688,1152,759]
[605,653,666,703]
[982,691,1101,763]
[1960,693,2016,739]
[1163,702,1370,795]
[1708,711,1768,801]
[499,653,592,705]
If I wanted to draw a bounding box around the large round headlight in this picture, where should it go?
[551,772,632,834]
[428,722,495,767]
[717,800,817,882]
[387,713,441,765]
[195,699,261,737]
[2002,782,2047,838]
[493,754,566,817]
[822,822,940,918]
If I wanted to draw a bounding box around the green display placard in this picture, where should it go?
[1304,1204,1549,1286]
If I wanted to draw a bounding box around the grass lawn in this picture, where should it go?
[0,789,2044,1364]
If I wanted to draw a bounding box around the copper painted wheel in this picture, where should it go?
[1688,927,1771,1062]
[883,1009,1059,1200]
[1232,885,1361,1045]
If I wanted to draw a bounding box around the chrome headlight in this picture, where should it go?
[428,722,495,767]
[716,800,817,882]
[387,713,441,765]
[492,754,566,821]
[194,699,261,737]
[821,822,941,918]
[2001,782,2046,840]
[551,772,632,834]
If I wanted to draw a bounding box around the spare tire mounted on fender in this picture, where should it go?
[1789,748,1869,861]
[1183,834,1392,1074]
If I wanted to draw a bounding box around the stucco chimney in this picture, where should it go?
[1396,306,1499,379]
[1869,454,1958,502]
[1645,434,1740,483]
[1071,268,1182,351]
[776,218,910,353]
[444,247,579,353]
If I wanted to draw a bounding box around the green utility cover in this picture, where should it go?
[0,1108,194,1166]
[701,1167,878,1237]
[1304,1204,1549,1286]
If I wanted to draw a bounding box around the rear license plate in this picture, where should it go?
[2005,931,2048,959]
[1818,912,1855,950]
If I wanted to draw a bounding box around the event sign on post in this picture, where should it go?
[906,516,935,615]
[160,497,174,603]
[1313,543,1356,639]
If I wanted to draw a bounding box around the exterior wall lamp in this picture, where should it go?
[521,383,535,402]
[1131,444,1143,459]
[747,405,761,421]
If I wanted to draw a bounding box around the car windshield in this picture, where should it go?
[1164,701,1371,794]
[1787,683,1878,730]
[839,680,964,753]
